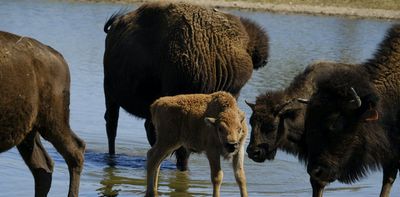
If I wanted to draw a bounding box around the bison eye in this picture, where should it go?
[327,114,344,132]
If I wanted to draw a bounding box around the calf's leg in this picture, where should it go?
[145,119,189,171]
[232,146,247,197]
[379,165,397,197]
[146,144,179,197]
[207,152,223,197]
[17,131,54,197]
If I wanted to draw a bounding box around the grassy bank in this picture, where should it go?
[225,0,400,11]
[72,0,400,19]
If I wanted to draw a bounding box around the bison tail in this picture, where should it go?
[104,9,129,33]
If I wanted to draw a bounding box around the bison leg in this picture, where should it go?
[379,165,397,197]
[17,131,54,197]
[40,125,85,197]
[310,178,324,197]
[175,147,190,171]
[232,145,247,197]
[207,152,223,197]
[104,96,120,155]
[146,144,179,197]
[144,119,156,146]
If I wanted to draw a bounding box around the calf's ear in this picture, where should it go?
[205,117,217,127]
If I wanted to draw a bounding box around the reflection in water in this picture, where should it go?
[166,171,191,196]
[97,166,121,197]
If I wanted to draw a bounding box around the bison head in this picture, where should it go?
[245,92,303,162]
[205,109,247,158]
[304,68,381,185]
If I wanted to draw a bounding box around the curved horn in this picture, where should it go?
[275,99,296,115]
[350,87,362,108]
[245,100,256,110]
[296,98,310,104]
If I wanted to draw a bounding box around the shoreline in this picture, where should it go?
[73,0,400,20]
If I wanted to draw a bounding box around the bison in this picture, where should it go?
[246,62,354,163]
[146,91,248,197]
[103,2,268,171]
[301,24,400,197]
[0,31,85,197]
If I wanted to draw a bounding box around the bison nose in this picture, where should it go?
[225,142,239,153]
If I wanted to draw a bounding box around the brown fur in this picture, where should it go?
[103,1,269,171]
[146,91,248,197]
[0,31,85,197]
[246,62,355,162]
[303,24,400,197]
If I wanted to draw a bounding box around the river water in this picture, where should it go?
[0,0,399,196]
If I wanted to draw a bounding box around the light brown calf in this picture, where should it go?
[146,91,248,197]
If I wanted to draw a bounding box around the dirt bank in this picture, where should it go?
[73,0,400,20]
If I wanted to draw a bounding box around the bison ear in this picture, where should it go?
[360,94,379,122]
[205,117,217,127]
[360,103,379,122]
[245,100,256,110]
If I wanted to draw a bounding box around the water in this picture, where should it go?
[0,0,398,196]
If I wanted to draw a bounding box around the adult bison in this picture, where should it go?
[103,2,268,171]
[246,62,354,163]
[0,31,85,197]
[302,24,400,197]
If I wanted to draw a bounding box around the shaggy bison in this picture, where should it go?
[103,2,268,171]
[246,62,354,163]
[147,91,248,197]
[0,31,85,197]
[302,24,400,197]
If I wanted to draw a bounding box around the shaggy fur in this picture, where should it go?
[146,91,248,197]
[304,24,400,197]
[0,31,85,197]
[246,62,355,162]
[103,1,269,171]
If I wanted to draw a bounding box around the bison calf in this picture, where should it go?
[302,24,400,197]
[0,31,85,197]
[146,91,248,197]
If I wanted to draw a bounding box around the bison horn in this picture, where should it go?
[245,100,256,110]
[349,87,362,108]
[296,98,310,104]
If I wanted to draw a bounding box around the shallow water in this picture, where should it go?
[0,0,399,196]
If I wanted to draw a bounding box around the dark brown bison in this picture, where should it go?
[0,31,85,197]
[302,24,400,197]
[246,62,354,163]
[103,2,268,171]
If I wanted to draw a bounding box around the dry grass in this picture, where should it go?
[225,0,400,10]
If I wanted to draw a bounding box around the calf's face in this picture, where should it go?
[305,85,379,185]
[205,110,247,156]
